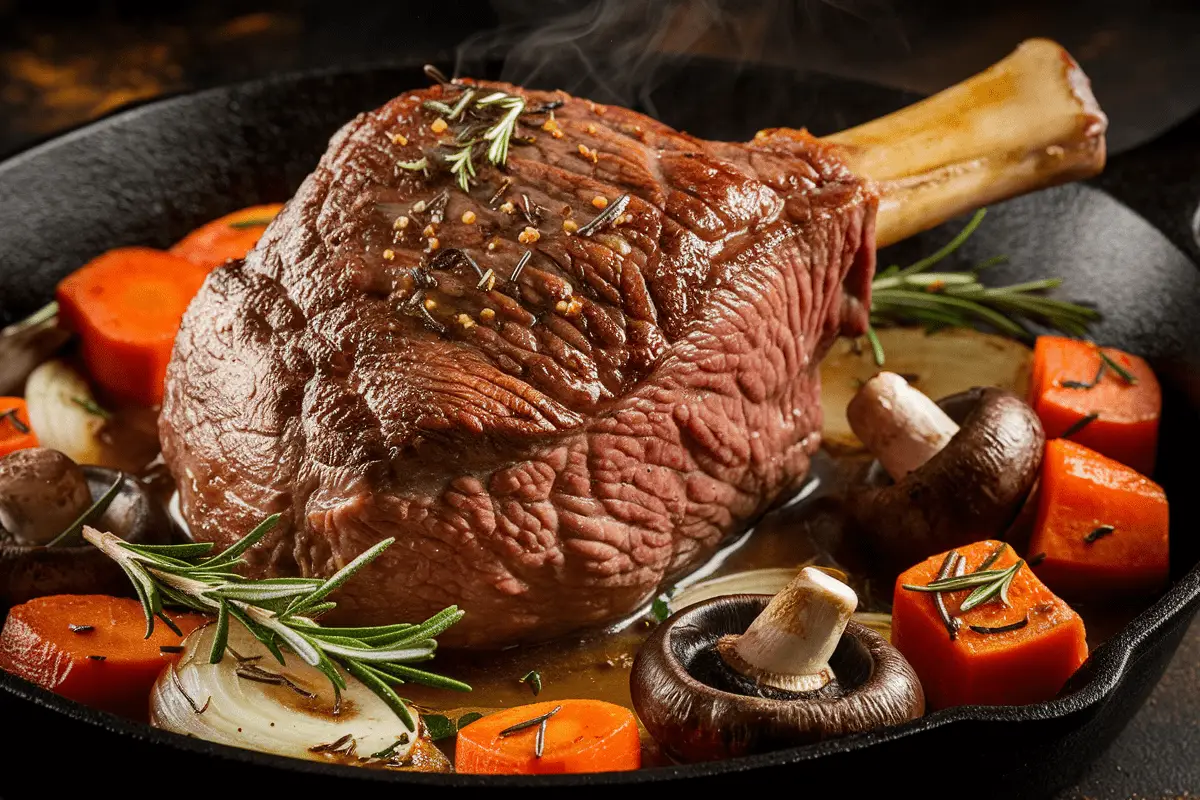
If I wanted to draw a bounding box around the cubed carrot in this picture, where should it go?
[1028,439,1169,600]
[1029,336,1160,476]
[892,540,1087,709]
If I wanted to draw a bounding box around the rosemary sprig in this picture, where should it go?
[867,209,1100,365]
[901,549,1024,615]
[82,515,470,729]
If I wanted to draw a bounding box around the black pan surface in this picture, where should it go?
[0,60,1197,797]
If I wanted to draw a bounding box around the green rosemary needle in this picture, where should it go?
[867,209,1100,365]
[83,515,470,728]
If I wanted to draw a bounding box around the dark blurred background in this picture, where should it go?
[1,2,1196,797]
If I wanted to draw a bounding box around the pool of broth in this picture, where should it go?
[401,451,883,716]
[400,448,1139,720]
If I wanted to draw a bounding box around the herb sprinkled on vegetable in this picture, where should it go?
[969,615,1030,635]
[0,407,30,434]
[70,395,111,420]
[499,705,562,738]
[1061,412,1100,438]
[1084,524,1116,543]
[1099,351,1138,385]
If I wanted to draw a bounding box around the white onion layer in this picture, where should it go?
[151,624,417,764]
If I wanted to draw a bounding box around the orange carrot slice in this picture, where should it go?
[1028,439,1169,600]
[0,397,38,457]
[169,203,284,271]
[455,700,641,775]
[56,247,210,406]
[892,540,1087,709]
[0,595,206,720]
[1029,336,1160,475]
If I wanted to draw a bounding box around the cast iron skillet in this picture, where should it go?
[0,60,1198,797]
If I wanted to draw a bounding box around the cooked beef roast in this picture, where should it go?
[161,79,875,647]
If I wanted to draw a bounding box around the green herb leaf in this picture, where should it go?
[519,669,543,696]
[0,407,30,434]
[228,218,274,230]
[1099,351,1137,385]
[457,711,484,728]
[422,714,458,741]
[867,209,1099,361]
[70,396,112,420]
[47,475,123,547]
[1061,412,1100,438]
[81,522,467,728]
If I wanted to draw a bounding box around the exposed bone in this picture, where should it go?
[824,38,1107,246]
[847,372,959,481]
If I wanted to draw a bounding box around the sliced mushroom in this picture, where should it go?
[848,374,1044,567]
[0,449,172,607]
[630,568,923,763]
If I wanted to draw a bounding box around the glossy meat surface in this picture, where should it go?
[160,80,876,646]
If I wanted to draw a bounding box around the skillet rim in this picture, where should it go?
[0,62,1197,786]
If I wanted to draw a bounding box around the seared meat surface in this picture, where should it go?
[160,80,876,647]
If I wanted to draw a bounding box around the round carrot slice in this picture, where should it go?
[56,247,210,407]
[0,397,38,456]
[455,699,641,775]
[169,203,284,271]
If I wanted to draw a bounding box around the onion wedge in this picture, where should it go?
[151,624,439,768]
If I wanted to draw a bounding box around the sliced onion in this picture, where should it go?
[152,623,419,765]
[24,359,108,466]
[821,327,1033,452]
[668,567,893,642]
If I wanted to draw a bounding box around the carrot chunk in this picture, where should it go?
[0,595,206,720]
[455,699,641,775]
[56,247,210,406]
[1029,336,1160,475]
[892,540,1087,709]
[169,203,285,271]
[1028,439,1169,600]
[0,397,38,456]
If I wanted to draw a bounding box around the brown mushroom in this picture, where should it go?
[848,373,1044,567]
[630,568,924,763]
[0,448,172,607]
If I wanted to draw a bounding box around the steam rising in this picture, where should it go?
[456,1,907,118]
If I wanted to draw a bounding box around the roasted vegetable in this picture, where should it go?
[0,594,204,719]
[169,203,285,271]
[456,699,640,775]
[1028,439,1169,600]
[56,247,209,406]
[1029,336,1160,475]
[891,540,1087,708]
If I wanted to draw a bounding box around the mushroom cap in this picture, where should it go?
[0,448,93,545]
[630,594,924,763]
[851,387,1044,567]
[0,465,173,608]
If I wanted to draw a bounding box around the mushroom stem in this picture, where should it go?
[847,372,959,481]
[716,567,858,692]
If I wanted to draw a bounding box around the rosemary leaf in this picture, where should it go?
[209,602,230,664]
[47,477,123,548]
[1099,351,1137,384]
[1084,524,1116,543]
[520,669,543,696]
[1061,412,1100,438]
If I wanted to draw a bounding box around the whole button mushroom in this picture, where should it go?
[630,567,924,763]
[0,448,93,546]
[847,373,1045,567]
[0,448,172,607]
